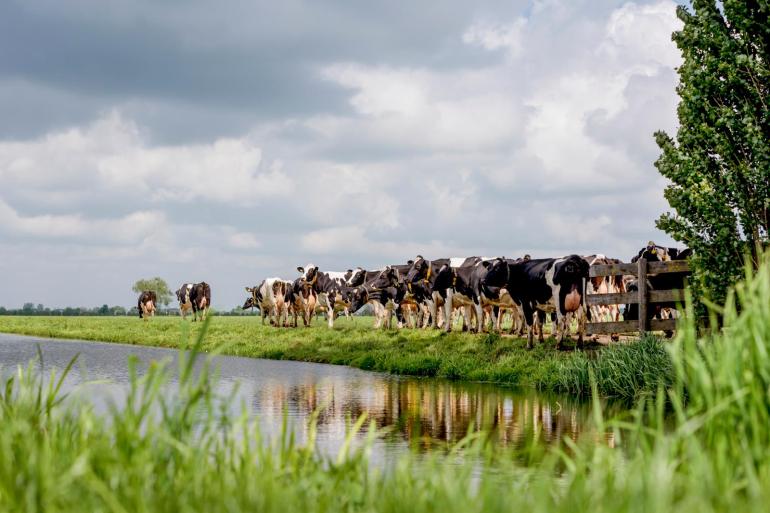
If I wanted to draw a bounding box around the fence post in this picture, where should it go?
[637,257,648,334]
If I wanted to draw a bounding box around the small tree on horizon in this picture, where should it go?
[654,0,769,309]
[132,277,173,307]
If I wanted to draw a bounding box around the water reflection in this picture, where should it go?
[247,374,616,451]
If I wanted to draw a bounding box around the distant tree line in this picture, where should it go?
[0,303,260,317]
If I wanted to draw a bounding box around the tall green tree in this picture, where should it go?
[132,277,173,307]
[655,0,769,308]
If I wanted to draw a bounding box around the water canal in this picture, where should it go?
[0,333,619,459]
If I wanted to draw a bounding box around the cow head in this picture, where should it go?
[243,285,261,309]
[480,257,509,295]
[297,264,319,285]
[348,286,368,314]
[405,255,430,285]
[346,267,367,287]
[370,266,399,290]
[553,255,589,286]
[634,242,671,262]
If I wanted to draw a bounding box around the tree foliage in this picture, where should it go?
[655,0,769,307]
[131,277,173,306]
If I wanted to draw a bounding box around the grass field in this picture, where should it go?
[1,255,769,512]
[0,314,672,400]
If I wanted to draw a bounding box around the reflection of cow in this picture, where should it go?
[137,291,157,321]
[625,242,692,336]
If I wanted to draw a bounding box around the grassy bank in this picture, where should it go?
[0,315,673,399]
[1,254,770,511]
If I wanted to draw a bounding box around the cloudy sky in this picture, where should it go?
[0,0,685,309]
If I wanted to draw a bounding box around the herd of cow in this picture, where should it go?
[136,242,690,349]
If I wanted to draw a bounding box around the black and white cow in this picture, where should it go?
[189,282,211,321]
[176,283,195,319]
[404,256,485,330]
[507,255,590,349]
[137,290,157,320]
[347,267,402,329]
[297,265,355,327]
[467,257,528,334]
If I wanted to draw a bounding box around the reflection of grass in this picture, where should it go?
[0,314,664,396]
[3,254,770,511]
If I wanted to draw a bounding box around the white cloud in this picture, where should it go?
[228,231,261,249]
[0,198,166,244]
[0,112,295,208]
[462,18,527,56]
[318,64,525,152]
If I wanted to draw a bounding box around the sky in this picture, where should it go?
[0,0,686,309]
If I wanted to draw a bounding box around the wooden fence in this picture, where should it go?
[585,258,690,335]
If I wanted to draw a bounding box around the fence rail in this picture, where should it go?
[586,258,689,336]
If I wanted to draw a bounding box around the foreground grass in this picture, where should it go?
[1,253,770,512]
[0,315,673,399]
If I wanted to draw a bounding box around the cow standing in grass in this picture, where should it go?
[137,291,157,321]
[190,282,211,322]
[507,255,591,349]
[176,283,194,319]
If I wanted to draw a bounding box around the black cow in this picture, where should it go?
[507,255,590,349]
[189,282,211,322]
[137,291,157,320]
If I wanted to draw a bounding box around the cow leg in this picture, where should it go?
[578,306,587,349]
[521,305,535,349]
[428,296,440,329]
[371,302,383,328]
[326,293,336,328]
[472,301,485,333]
[490,305,500,333]
[444,291,454,333]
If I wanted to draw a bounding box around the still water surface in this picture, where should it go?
[0,333,617,459]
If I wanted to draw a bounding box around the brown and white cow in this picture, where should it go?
[286,277,318,327]
[176,283,195,319]
[244,278,291,327]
